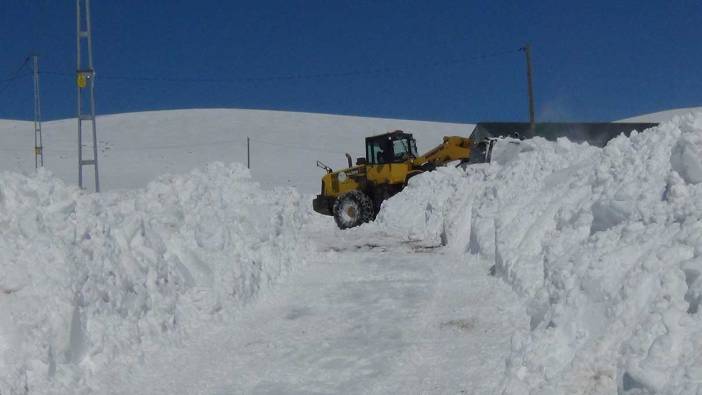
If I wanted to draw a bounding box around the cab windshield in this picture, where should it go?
[366,135,417,164]
[393,138,417,161]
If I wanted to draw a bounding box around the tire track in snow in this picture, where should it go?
[93,225,527,394]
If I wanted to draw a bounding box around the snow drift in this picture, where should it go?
[375,112,702,394]
[0,163,308,393]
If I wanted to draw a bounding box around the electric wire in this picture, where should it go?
[37,47,521,85]
[0,58,32,95]
[0,137,348,155]
[249,137,349,155]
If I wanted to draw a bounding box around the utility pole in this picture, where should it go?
[247,137,250,169]
[522,43,536,134]
[32,55,44,168]
[76,0,100,192]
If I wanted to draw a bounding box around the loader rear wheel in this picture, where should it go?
[333,191,374,229]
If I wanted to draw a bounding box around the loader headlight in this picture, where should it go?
[338,171,347,182]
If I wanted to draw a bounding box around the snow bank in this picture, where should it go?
[0,163,308,393]
[375,112,702,394]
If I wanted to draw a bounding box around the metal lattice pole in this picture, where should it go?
[76,0,100,192]
[32,55,44,168]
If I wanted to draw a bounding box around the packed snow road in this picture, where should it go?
[94,222,527,394]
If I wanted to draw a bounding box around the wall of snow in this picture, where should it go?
[375,113,702,394]
[0,163,308,393]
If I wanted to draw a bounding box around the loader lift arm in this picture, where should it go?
[411,136,473,168]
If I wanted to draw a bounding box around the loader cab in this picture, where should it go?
[365,130,418,165]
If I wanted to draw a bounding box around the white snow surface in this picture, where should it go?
[4,107,702,394]
[0,109,470,193]
[375,111,702,393]
[0,163,308,394]
[91,224,527,394]
[618,106,702,123]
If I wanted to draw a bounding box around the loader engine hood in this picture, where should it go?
[314,165,367,217]
[322,166,366,196]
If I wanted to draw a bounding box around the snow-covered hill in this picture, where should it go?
[618,106,702,122]
[2,106,698,193]
[0,109,471,192]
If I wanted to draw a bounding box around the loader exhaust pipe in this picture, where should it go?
[345,153,352,168]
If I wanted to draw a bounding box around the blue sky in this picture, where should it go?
[0,0,700,122]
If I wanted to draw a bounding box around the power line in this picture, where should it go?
[249,137,349,155]
[0,58,32,95]
[38,47,521,85]
[0,137,349,155]
[0,71,31,83]
[0,58,30,81]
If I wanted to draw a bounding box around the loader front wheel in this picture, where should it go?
[333,191,374,229]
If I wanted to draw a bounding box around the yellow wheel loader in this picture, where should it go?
[313,130,492,229]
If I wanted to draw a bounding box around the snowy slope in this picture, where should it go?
[0,109,472,193]
[2,106,697,193]
[618,106,702,122]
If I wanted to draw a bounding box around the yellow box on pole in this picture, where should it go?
[77,72,87,88]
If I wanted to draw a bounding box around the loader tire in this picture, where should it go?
[371,184,401,218]
[333,190,374,229]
